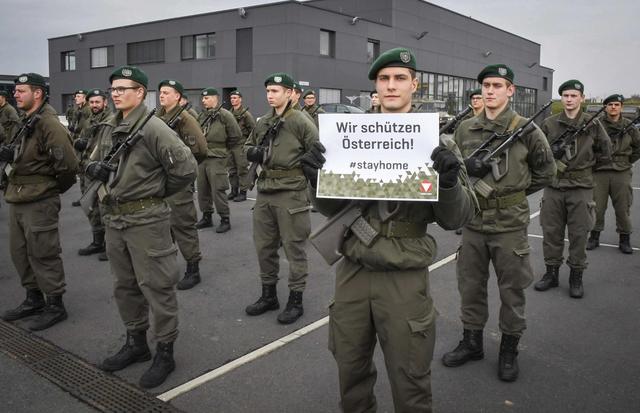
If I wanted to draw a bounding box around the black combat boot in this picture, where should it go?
[534,265,559,291]
[498,334,520,382]
[1,289,45,321]
[586,231,600,250]
[277,290,304,324]
[195,212,213,229]
[569,268,584,298]
[177,261,201,290]
[227,187,239,200]
[216,216,231,233]
[442,329,484,367]
[233,190,247,202]
[245,284,280,316]
[78,230,106,256]
[619,233,633,254]
[139,342,176,389]
[28,295,68,331]
[100,330,151,372]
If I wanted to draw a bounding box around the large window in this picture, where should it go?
[236,28,252,72]
[90,46,114,68]
[127,39,165,65]
[61,51,76,72]
[181,33,216,60]
[319,88,341,104]
[320,29,335,57]
[367,39,380,64]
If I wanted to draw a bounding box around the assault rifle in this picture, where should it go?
[610,112,640,141]
[439,105,473,135]
[199,107,221,131]
[550,105,606,172]
[246,104,289,190]
[165,103,188,130]
[79,108,156,215]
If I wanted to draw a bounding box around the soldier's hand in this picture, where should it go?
[300,142,326,188]
[0,145,15,162]
[85,161,114,183]
[431,146,460,188]
[464,156,490,178]
[247,146,265,163]
[551,142,564,160]
[74,138,89,152]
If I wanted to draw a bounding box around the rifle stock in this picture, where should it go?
[309,202,365,265]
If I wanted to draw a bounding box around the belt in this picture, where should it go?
[102,197,163,215]
[260,168,304,179]
[477,190,526,210]
[207,142,227,150]
[368,217,427,238]
[9,174,56,185]
[558,168,591,180]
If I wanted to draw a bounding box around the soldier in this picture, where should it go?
[365,90,381,113]
[0,90,20,145]
[75,89,112,257]
[290,82,303,110]
[157,79,208,289]
[228,90,255,202]
[180,95,199,119]
[534,80,611,298]
[69,89,92,207]
[466,88,484,118]
[89,66,197,388]
[442,64,556,383]
[244,72,320,325]
[311,49,476,411]
[301,89,325,127]
[587,94,640,254]
[0,73,79,330]
[194,88,242,232]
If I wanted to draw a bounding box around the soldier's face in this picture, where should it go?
[74,94,86,105]
[561,90,584,111]
[14,85,42,112]
[159,86,180,109]
[89,96,106,114]
[375,67,417,113]
[606,102,622,118]
[481,78,514,110]
[110,79,144,113]
[470,95,484,110]
[230,95,241,107]
[266,86,292,109]
[304,95,316,106]
[201,95,218,109]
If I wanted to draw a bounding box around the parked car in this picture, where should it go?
[319,103,365,113]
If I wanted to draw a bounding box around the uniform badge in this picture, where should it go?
[93,89,99,94]
[574,83,581,90]
[18,75,28,83]
[51,146,64,161]
[498,67,507,76]
[203,91,208,95]
[400,51,411,63]
[122,68,133,77]
[274,76,282,83]
[169,80,176,86]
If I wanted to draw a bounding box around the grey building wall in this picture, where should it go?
[48,0,552,115]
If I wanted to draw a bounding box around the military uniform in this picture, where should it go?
[229,103,255,200]
[1,73,79,331]
[301,103,325,127]
[0,97,20,145]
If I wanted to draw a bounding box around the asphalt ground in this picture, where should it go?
[1,163,639,413]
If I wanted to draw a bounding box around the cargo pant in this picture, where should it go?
[252,189,310,291]
[88,195,104,232]
[197,157,230,218]
[227,142,249,192]
[166,188,202,263]
[593,169,633,234]
[8,196,66,296]
[329,259,435,413]
[457,228,533,336]
[106,219,180,342]
[540,187,595,270]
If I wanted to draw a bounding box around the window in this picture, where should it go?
[543,77,548,92]
[181,33,216,60]
[236,28,253,72]
[319,88,341,104]
[127,39,165,65]
[320,29,335,57]
[367,39,380,64]
[91,46,114,68]
[61,51,76,71]
[144,90,157,111]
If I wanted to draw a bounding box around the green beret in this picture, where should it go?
[201,88,219,97]
[603,94,624,105]
[109,66,148,89]
[264,73,295,89]
[87,89,107,98]
[302,89,316,98]
[558,79,584,95]
[477,64,514,84]
[158,79,184,96]
[468,88,482,98]
[368,47,416,80]
[230,90,242,98]
[0,90,10,98]
[293,82,303,92]
[15,73,47,89]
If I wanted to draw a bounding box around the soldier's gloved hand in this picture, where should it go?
[464,156,490,178]
[247,146,265,163]
[85,161,114,183]
[431,146,460,188]
[551,142,564,160]
[74,138,89,152]
[0,145,15,162]
[300,141,326,188]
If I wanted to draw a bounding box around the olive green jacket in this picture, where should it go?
[301,104,325,127]
[70,103,91,140]
[245,105,319,193]
[541,111,611,189]
[231,105,256,142]
[198,107,242,158]
[597,116,640,171]
[79,107,112,164]
[157,104,208,163]
[454,106,556,233]
[0,102,20,145]
[3,104,79,203]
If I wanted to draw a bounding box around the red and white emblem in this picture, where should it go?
[419,179,433,193]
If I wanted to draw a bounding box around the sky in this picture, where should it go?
[1,0,638,99]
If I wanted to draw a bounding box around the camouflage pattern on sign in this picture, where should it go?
[317,164,439,201]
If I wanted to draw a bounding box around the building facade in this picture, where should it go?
[48,0,553,116]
